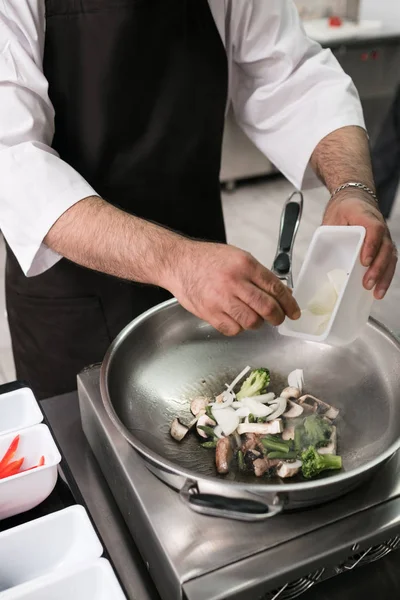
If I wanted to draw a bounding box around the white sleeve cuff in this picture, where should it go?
[0,141,98,276]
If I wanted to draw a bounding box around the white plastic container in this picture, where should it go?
[0,424,61,520]
[1,559,127,599]
[0,387,43,436]
[0,506,103,591]
[279,226,374,346]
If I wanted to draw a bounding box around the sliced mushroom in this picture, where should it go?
[318,426,337,455]
[298,394,339,420]
[196,414,216,439]
[282,424,296,441]
[280,386,301,400]
[237,419,283,436]
[276,460,302,478]
[170,418,189,441]
[298,395,318,414]
[253,457,281,477]
[283,400,304,419]
[190,396,210,416]
[215,437,233,474]
[241,433,260,453]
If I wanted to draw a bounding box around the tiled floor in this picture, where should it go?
[0,177,399,385]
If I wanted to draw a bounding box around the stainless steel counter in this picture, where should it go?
[42,392,161,600]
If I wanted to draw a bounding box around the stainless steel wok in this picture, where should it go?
[101,193,400,521]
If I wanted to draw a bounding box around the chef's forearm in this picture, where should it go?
[44,196,182,287]
[310,126,375,197]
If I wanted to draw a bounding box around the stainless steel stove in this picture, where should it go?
[78,366,400,600]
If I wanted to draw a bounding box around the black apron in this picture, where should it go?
[6,0,228,400]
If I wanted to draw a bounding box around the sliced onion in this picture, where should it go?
[247,392,276,404]
[308,281,337,316]
[211,406,240,436]
[328,268,348,296]
[240,398,274,418]
[225,366,251,393]
[232,401,243,409]
[266,397,287,421]
[213,425,223,439]
[288,369,304,393]
[212,390,234,410]
[235,406,251,419]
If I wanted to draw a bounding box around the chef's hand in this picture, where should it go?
[323,192,397,299]
[166,241,300,336]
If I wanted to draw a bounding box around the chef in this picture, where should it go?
[0,0,396,400]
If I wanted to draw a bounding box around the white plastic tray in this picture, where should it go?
[0,388,43,437]
[1,559,127,599]
[0,424,61,520]
[0,506,103,592]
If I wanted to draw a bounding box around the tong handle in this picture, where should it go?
[272,191,303,287]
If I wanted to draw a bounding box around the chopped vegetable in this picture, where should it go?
[236,369,270,401]
[260,437,291,454]
[283,400,304,418]
[281,387,301,400]
[237,450,245,471]
[197,424,218,439]
[201,441,217,449]
[21,456,46,473]
[211,406,240,436]
[170,418,189,441]
[0,435,20,472]
[215,437,233,474]
[288,370,304,393]
[237,420,283,436]
[276,460,302,479]
[170,366,342,481]
[268,451,297,460]
[303,414,333,448]
[0,457,24,479]
[301,446,342,479]
[190,397,209,416]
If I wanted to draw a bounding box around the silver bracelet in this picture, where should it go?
[330,182,378,205]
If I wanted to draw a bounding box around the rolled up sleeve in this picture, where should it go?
[0,2,97,276]
[230,0,366,190]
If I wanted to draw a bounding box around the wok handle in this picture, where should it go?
[272,190,303,288]
[180,481,284,522]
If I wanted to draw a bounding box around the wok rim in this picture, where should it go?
[100,298,400,494]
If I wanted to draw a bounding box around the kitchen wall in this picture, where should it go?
[360,0,400,25]
[295,0,400,24]
[293,0,348,19]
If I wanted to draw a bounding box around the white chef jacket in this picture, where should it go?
[0,0,365,277]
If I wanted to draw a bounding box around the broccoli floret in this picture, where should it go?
[303,415,332,448]
[236,368,270,401]
[301,446,342,479]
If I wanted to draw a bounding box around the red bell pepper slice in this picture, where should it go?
[0,435,20,473]
[21,456,46,473]
[0,457,24,479]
